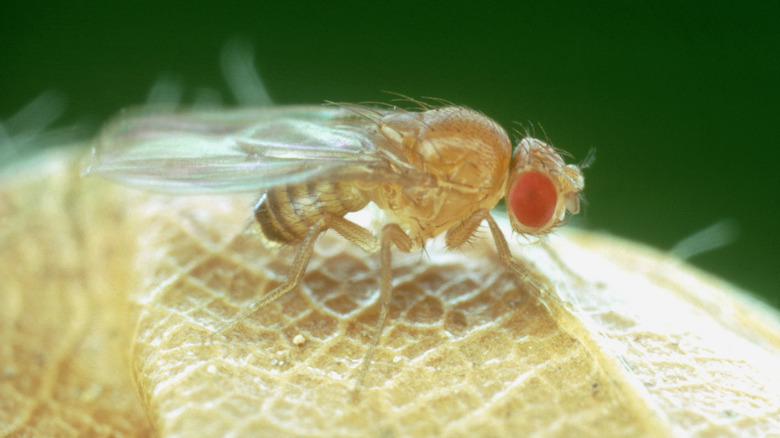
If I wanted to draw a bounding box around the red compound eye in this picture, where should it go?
[508,171,558,231]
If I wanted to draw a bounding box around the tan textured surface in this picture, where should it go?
[2,147,780,437]
[0,149,152,437]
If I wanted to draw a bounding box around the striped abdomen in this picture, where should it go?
[254,180,369,245]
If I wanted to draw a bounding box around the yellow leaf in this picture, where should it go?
[2,147,779,437]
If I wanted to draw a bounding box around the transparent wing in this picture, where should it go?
[86,106,400,193]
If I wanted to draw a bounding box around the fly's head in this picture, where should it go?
[505,137,585,236]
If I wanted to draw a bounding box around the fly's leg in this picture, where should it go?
[483,213,565,313]
[354,224,412,391]
[209,218,327,339]
[445,208,491,249]
[210,214,379,340]
[447,209,557,308]
[327,215,380,253]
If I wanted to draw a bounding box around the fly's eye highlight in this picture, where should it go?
[508,170,558,231]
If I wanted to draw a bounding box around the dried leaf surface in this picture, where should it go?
[0,149,152,436]
[2,148,779,437]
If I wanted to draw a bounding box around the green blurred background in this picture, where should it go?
[2,2,778,307]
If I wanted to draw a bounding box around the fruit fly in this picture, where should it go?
[87,99,585,387]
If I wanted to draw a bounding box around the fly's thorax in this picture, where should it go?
[371,106,512,241]
[253,180,369,245]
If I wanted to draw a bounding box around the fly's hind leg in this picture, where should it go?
[354,223,412,391]
[208,218,327,339]
[210,214,379,339]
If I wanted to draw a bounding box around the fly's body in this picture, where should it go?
[251,106,511,248]
[87,99,586,389]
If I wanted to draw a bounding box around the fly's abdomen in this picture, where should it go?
[254,180,369,245]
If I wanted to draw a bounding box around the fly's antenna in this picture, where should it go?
[221,37,274,107]
[579,148,596,169]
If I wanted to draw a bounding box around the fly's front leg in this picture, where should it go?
[445,208,491,249]
[447,209,556,306]
[482,214,560,307]
[354,223,412,391]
